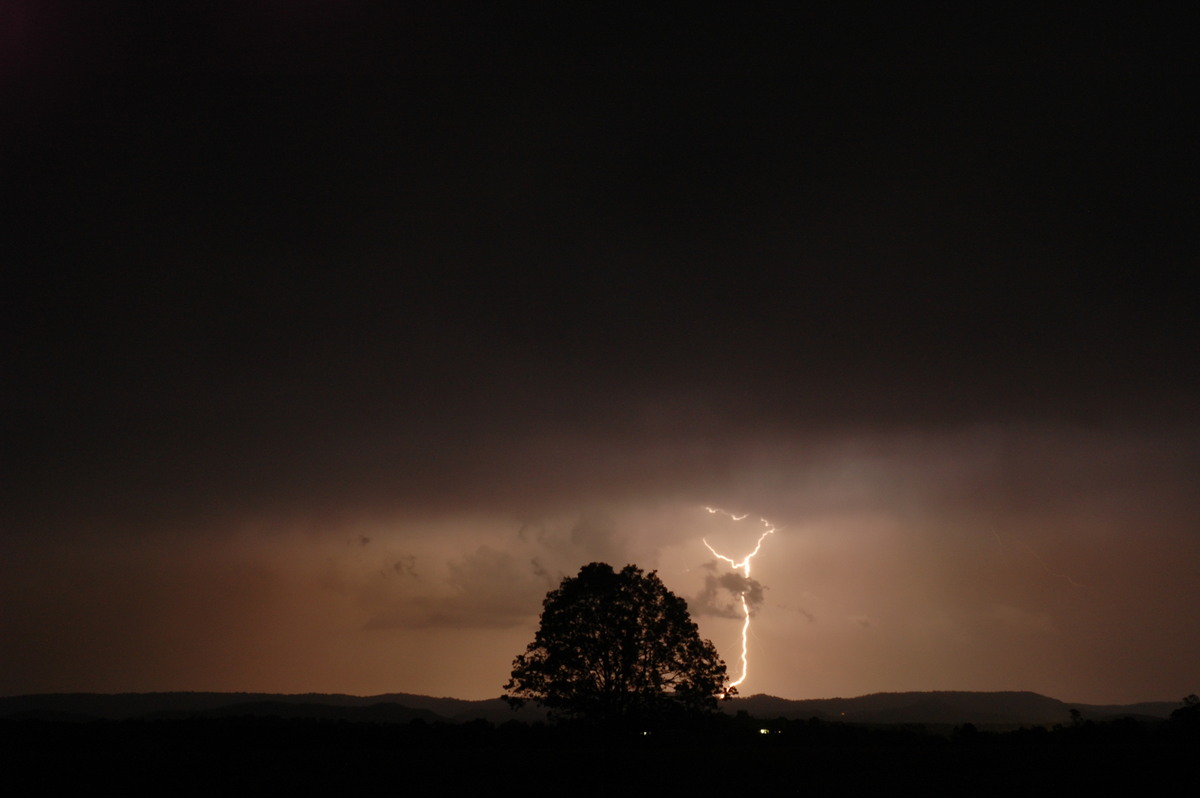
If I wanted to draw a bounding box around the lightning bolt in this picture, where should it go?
[703,507,776,689]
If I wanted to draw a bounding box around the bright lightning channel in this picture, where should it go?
[703,507,776,690]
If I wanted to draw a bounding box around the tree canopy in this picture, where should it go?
[504,562,728,724]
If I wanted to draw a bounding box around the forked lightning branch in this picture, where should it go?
[702,507,776,690]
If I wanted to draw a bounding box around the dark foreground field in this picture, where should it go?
[4,712,1196,796]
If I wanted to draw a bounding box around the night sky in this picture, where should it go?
[3,5,1197,704]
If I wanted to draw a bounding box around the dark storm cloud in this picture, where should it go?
[9,75,1192,455]
[344,509,661,633]
[362,546,545,631]
[692,571,768,619]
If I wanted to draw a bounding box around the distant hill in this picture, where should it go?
[723,691,1179,726]
[363,693,545,724]
[0,690,1177,726]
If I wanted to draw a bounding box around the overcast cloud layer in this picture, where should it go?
[3,6,1197,703]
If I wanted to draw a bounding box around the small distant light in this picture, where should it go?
[759,728,770,735]
[641,730,650,736]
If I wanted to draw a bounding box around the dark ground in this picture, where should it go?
[4,712,1196,796]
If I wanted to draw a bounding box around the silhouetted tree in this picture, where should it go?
[504,562,728,725]
[1169,693,1199,735]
